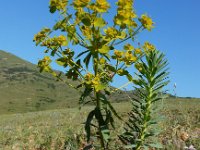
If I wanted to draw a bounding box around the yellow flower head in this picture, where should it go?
[114,0,137,27]
[84,73,95,85]
[104,27,118,38]
[43,56,51,62]
[96,0,110,12]
[38,56,52,72]
[33,28,50,43]
[92,76,101,85]
[114,50,123,58]
[117,0,133,10]
[49,0,67,12]
[34,33,45,42]
[84,73,94,81]
[80,26,92,39]
[124,51,137,63]
[57,35,67,45]
[73,0,90,8]
[99,57,106,64]
[143,42,155,52]
[89,0,110,13]
[48,35,67,46]
[124,43,134,51]
[134,48,142,55]
[115,11,135,26]
[139,14,154,31]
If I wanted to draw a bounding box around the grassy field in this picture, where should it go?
[0,50,136,115]
[0,98,200,150]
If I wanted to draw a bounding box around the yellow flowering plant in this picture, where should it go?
[34,0,168,149]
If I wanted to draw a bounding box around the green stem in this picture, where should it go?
[136,86,152,150]
[113,26,143,46]
[96,92,106,150]
[93,50,107,149]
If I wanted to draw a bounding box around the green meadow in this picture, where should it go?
[0,98,199,150]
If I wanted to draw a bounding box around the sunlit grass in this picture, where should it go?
[0,99,199,149]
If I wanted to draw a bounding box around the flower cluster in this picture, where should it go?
[104,27,118,39]
[112,43,143,65]
[80,25,92,40]
[84,73,104,92]
[124,43,134,51]
[49,0,68,12]
[139,14,154,31]
[113,50,123,60]
[73,0,90,8]
[143,42,156,53]
[124,51,137,65]
[134,48,142,54]
[33,28,51,45]
[41,35,67,48]
[114,0,137,28]
[73,0,110,13]
[89,0,110,13]
[38,56,52,73]
[103,27,126,41]
[112,50,137,65]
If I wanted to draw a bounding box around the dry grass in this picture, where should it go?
[0,98,199,150]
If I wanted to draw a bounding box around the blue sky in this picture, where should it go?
[0,0,200,98]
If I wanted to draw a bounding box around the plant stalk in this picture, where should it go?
[136,86,153,150]
[96,92,106,150]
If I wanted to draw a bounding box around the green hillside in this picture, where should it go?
[0,50,132,114]
[0,50,196,115]
[0,50,81,114]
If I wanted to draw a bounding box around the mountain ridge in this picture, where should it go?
[0,50,82,114]
[0,50,131,114]
[0,50,196,115]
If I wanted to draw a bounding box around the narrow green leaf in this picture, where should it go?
[106,65,116,72]
[98,45,110,54]
[83,52,92,68]
[76,50,90,58]
[107,101,122,120]
[85,110,95,142]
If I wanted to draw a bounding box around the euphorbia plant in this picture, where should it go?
[33,0,156,149]
[119,48,169,150]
